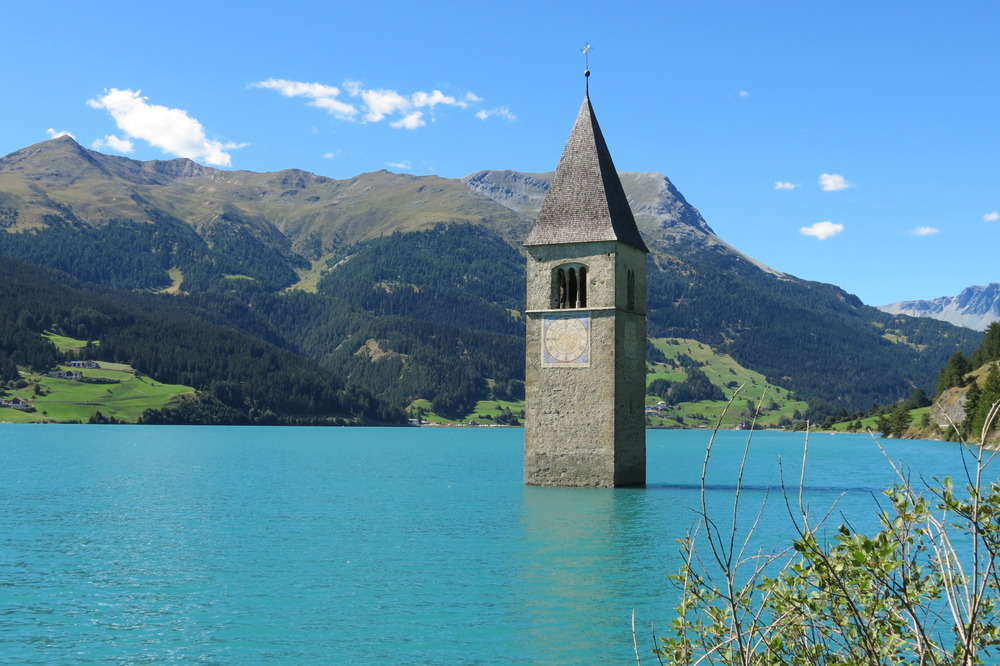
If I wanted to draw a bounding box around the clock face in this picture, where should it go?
[543,315,590,366]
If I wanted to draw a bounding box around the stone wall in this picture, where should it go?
[523,240,646,487]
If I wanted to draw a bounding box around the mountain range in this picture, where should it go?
[879,284,1000,331]
[0,136,984,423]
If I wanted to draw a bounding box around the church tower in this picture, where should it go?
[523,78,648,488]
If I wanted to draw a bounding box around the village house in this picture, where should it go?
[69,360,100,369]
[645,401,669,417]
[48,369,83,381]
[0,397,31,410]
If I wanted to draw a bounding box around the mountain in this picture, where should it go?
[878,284,1000,331]
[0,135,531,253]
[463,169,980,410]
[0,137,984,421]
[463,169,781,275]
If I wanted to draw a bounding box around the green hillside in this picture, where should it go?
[645,338,807,429]
[0,259,405,426]
[1,359,194,424]
[0,138,985,425]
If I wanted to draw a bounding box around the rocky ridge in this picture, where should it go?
[879,283,1000,331]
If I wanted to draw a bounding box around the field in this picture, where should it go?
[1,334,195,423]
[1,362,195,423]
[644,338,807,429]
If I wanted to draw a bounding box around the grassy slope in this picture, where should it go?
[2,364,195,423]
[408,398,525,426]
[0,334,195,423]
[830,363,1000,439]
[646,338,809,429]
[407,337,806,429]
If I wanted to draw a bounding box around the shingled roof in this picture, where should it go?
[524,93,648,252]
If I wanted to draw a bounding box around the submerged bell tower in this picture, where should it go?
[523,72,648,488]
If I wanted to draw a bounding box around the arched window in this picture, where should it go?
[553,264,588,309]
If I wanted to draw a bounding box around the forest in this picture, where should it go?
[0,214,984,424]
[933,322,1000,440]
[645,247,978,411]
[0,258,404,425]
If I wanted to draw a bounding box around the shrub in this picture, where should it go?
[655,394,1000,665]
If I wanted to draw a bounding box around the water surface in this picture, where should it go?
[0,426,972,664]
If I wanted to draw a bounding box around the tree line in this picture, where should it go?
[934,322,1000,441]
[0,257,403,425]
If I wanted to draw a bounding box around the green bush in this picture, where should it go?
[657,397,1000,664]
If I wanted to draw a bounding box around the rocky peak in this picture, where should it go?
[879,283,1000,331]
[462,170,551,213]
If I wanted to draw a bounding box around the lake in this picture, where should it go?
[0,425,975,664]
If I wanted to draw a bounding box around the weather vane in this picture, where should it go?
[581,43,592,93]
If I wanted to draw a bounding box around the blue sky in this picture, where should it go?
[4,1,998,306]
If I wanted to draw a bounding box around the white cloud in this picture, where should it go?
[359,88,411,123]
[390,112,425,130]
[87,88,244,166]
[774,181,799,190]
[386,160,412,170]
[800,221,844,240]
[92,134,135,153]
[412,89,466,109]
[984,211,999,222]
[311,96,360,119]
[819,173,852,191]
[253,78,357,120]
[739,90,750,97]
[910,226,939,236]
[342,79,362,97]
[476,106,517,121]
[46,128,76,139]
[256,77,501,130]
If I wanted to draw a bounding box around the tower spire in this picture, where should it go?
[523,89,648,252]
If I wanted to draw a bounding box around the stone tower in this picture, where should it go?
[523,84,648,488]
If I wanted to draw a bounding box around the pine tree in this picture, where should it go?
[936,351,972,394]
[968,364,1000,439]
[962,381,982,438]
[971,322,1000,368]
[0,355,19,383]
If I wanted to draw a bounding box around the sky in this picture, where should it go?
[3,0,998,307]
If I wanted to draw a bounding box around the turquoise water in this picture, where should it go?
[0,426,974,664]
